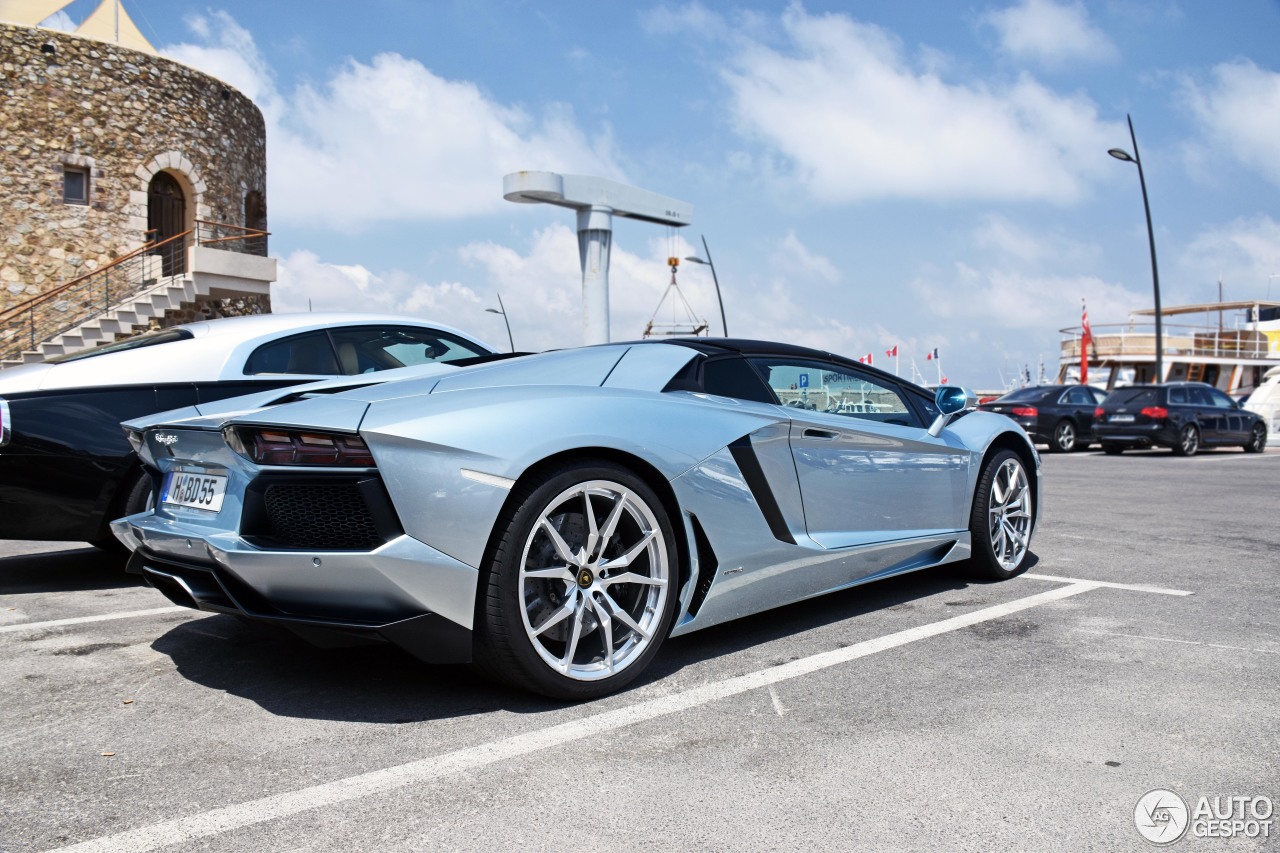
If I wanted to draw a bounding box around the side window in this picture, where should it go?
[1091,388,1108,405]
[1168,387,1188,405]
[1188,387,1214,406]
[1062,387,1091,405]
[747,357,918,426]
[1207,388,1236,409]
[699,356,777,404]
[329,326,489,375]
[244,331,340,375]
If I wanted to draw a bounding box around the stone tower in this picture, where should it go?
[0,0,274,358]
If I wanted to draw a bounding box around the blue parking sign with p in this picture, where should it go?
[798,373,809,388]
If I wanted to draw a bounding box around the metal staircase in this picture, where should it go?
[1,221,272,368]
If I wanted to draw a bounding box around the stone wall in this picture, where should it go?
[0,22,267,313]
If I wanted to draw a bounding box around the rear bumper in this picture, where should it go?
[1091,422,1175,448]
[113,515,477,664]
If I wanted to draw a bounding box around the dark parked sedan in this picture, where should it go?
[0,313,495,547]
[979,384,1107,452]
[1093,382,1268,456]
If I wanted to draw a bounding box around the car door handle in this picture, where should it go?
[802,428,839,440]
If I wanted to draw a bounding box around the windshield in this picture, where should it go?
[45,328,193,363]
[1105,388,1158,407]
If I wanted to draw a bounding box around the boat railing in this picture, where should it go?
[1059,323,1275,360]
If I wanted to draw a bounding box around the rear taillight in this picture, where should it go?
[0,398,10,447]
[1094,407,1106,418]
[227,427,375,467]
[1140,406,1169,420]
[1010,406,1038,418]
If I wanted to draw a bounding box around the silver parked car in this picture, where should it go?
[114,339,1040,699]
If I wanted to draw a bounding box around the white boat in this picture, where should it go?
[1245,365,1280,440]
[1057,300,1280,398]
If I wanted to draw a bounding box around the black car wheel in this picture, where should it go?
[90,470,156,552]
[1050,420,1076,453]
[969,450,1035,580]
[474,459,678,700]
[1101,443,1124,455]
[1243,423,1267,453]
[1173,424,1200,457]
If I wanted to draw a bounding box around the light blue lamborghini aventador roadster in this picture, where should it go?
[113,338,1040,699]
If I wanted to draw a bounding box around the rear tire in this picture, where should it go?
[1172,424,1200,457]
[1049,420,1077,453]
[473,460,678,700]
[969,450,1035,581]
[1243,423,1267,453]
[1102,443,1124,456]
[90,470,156,553]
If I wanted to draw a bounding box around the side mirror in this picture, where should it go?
[928,386,978,437]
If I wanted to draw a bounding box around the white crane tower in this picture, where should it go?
[502,171,693,345]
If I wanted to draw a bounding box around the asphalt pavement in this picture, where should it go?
[1,446,1277,852]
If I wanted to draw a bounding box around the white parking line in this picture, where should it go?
[54,577,1184,853]
[0,607,200,634]
[1022,573,1193,596]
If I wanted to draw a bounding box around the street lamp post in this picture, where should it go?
[485,292,515,352]
[1108,114,1163,384]
[684,234,728,337]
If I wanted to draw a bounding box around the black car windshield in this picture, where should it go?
[45,328,194,363]
[1105,388,1158,407]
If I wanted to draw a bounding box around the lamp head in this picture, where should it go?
[485,308,503,315]
[684,256,708,265]
[1108,148,1135,163]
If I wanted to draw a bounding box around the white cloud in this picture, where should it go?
[971,215,1100,265]
[1178,215,1280,300]
[162,12,280,110]
[770,231,841,283]
[720,5,1120,205]
[982,0,1118,66]
[161,15,623,231]
[272,250,493,343]
[1181,60,1280,187]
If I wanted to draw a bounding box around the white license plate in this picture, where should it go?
[162,470,228,513]
[1110,414,1135,423]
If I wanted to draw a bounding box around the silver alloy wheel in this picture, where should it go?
[1179,425,1199,456]
[517,479,669,682]
[987,458,1032,571]
[1054,421,1076,451]
[1248,423,1267,452]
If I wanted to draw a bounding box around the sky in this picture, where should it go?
[44,0,1280,388]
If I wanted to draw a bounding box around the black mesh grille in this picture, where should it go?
[263,483,382,550]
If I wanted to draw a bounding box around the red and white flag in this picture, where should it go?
[865,352,874,365]
[926,348,939,361]
[885,344,898,357]
[1080,299,1092,384]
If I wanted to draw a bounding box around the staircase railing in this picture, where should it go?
[0,220,268,363]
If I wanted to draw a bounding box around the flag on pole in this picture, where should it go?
[926,348,939,360]
[885,345,898,358]
[1080,299,1092,384]
[865,352,874,365]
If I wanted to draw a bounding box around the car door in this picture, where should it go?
[1058,386,1092,429]
[1206,387,1247,442]
[1186,386,1221,443]
[745,356,971,550]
